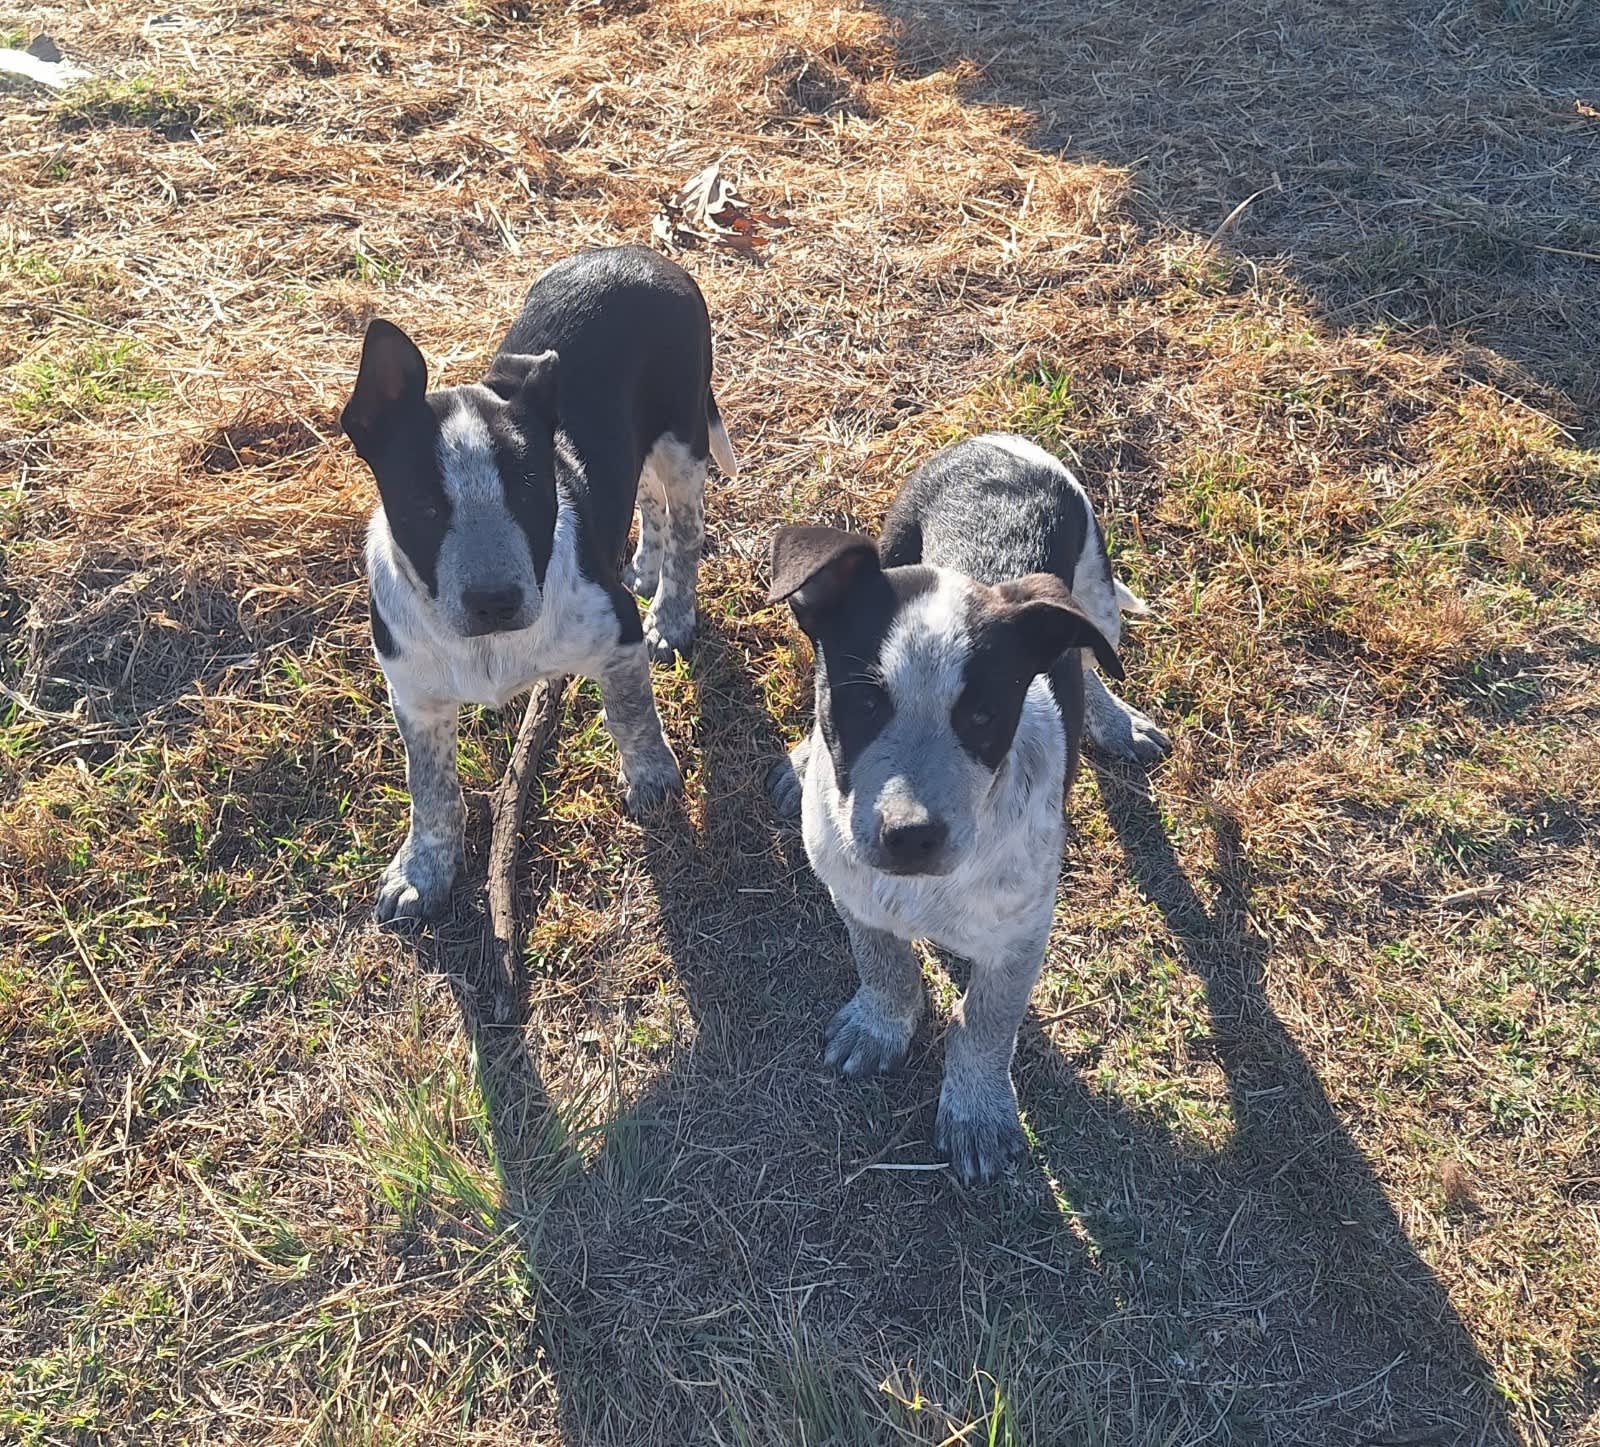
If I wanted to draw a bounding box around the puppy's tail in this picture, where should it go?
[707,392,738,478]
[1114,578,1150,617]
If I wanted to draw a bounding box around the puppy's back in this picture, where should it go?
[500,247,715,463]
[879,434,1104,592]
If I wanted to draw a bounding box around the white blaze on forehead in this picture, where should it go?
[877,571,972,709]
[436,399,515,506]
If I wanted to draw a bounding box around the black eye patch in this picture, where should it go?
[819,674,894,793]
[951,674,1031,770]
[804,564,938,795]
[363,404,450,596]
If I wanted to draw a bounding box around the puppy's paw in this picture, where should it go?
[766,738,811,820]
[621,750,683,817]
[1117,705,1171,763]
[935,1077,1025,1186]
[1088,696,1171,765]
[622,556,659,600]
[375,835,459,923]
[824,987,919,1077]
[643,602,695,663]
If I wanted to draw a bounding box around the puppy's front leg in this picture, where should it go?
[936,932,1049,1185]
[377,692,464,922]
[824,907,925,1077]
[599,643,683,815]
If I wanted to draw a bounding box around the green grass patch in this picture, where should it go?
[55,77,258,138]
[7,339,165,424]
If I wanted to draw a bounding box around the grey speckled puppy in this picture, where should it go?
[767,434,1166,1184]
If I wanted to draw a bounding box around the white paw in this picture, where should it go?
[643,603,695,663]
[375,835,460,923]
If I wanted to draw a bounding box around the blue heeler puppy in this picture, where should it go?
[768,434,1168,1183]
[342,247,737,921]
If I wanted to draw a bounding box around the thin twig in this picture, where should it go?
[485,678,567,1022]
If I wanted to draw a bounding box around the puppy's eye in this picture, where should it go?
[969,707,993,729]
[841,682,886,718]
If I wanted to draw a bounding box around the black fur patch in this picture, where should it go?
[880,436,1090,587]
[496,247,717,577]
[951,596,1044,771]
[955,580,1116,769]
[808,564,938,794]
[369,594,401,659]
[365,404,450,597]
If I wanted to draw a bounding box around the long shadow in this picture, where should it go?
[1036,759,1512,1443]
[386,785,564,1222]
[871,0,1600,423]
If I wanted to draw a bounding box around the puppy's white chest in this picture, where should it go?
[431,632,552,708]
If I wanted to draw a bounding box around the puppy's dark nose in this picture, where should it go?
[461,584,524,633]
[878,817,950,874]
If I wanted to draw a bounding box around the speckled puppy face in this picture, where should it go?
[342,321,561,639]
[770,526,1123,878]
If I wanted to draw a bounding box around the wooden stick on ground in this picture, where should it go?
[486,677,567,1022]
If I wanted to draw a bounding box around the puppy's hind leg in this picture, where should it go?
[623,455,668,601]
[642,438,706,663]
[825,906,925,1078]
[1083,669,1170,764]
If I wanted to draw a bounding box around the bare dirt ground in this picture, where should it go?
[3,0,1598,1443]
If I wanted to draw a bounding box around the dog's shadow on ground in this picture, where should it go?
[398,622,1512,1444]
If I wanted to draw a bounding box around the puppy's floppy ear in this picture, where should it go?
[994,573,1125,681]
[768,525,880,634]
[342,319,427,460]
[482,349,560,423]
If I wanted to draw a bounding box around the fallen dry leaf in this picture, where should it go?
[652,163,789,259]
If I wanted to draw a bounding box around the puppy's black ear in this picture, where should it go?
[768,525,880,634]
[482,350,560,423]
[995,573,1125,680]
[342,319,427,460]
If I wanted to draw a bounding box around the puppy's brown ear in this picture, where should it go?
[482,349,560,423]
[342,319,427,460]
[769,525,880,634]
[995,573,1125,680]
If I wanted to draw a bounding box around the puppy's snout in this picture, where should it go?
[877,812,951,875]
[461,583,525,634]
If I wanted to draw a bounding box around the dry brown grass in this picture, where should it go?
[2,0,1598,1443]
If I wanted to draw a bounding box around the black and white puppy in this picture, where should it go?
[767,434,1167,1184]
[342,246,736,922]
